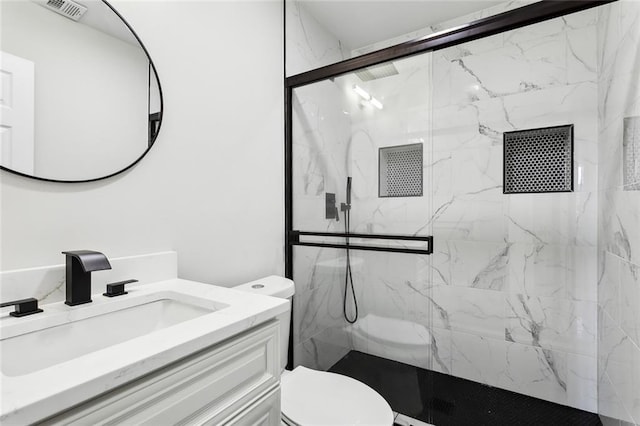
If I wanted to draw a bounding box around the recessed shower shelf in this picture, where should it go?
[289,231,433,255]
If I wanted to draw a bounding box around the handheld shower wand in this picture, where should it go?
[340,177,352,213]
[342,176,358,324]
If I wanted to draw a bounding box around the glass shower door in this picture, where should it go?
[289,51,438,421]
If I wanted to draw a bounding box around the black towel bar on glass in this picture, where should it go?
[289,230,433,255]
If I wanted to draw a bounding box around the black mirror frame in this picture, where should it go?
[0,0,164,184]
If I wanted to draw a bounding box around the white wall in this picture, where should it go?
[0,0,285,287]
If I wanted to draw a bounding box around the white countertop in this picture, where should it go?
[0,279,289,425]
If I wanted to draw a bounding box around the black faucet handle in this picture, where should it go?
[0,298,43,317]
[103,279,138,297]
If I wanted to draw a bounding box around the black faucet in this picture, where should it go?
[62,250,112,306]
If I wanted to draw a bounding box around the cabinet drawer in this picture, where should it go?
[220,387,280,426]
[40,321,280,426]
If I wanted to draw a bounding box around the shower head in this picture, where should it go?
[355,63,399,82]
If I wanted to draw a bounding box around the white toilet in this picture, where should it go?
[234,276,394,426]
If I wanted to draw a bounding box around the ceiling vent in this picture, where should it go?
[355,62,399,82]
[44,0,87,21]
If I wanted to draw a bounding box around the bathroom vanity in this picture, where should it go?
[0,279,289,425]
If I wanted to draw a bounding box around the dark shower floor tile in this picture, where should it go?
[329,351,601,426]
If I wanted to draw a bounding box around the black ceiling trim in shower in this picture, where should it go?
[284,0,616,89]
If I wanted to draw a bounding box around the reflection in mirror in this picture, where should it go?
[285,0,539,76]
[0,0,162,182]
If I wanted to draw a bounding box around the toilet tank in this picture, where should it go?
[233,276,295,371]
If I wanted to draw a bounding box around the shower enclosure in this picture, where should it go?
[286,1,639,424]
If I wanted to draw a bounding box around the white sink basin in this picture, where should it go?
[0,278,290,425]
[2,297,217,376]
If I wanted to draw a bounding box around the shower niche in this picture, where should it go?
[378,143,423,198]
[503,125,574,194]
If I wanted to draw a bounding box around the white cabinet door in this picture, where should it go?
[0,51,35,174]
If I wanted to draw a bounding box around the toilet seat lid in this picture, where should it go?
[281,366,393,426]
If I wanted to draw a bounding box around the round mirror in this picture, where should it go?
[0,0,162,182]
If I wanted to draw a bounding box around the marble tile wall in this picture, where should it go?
[285,0,348,76]
[596,2,640,425]
[287,0,632,416]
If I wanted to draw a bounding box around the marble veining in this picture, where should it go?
[507,294,596,356]
[500,342,568,405]
[447,241,511,291]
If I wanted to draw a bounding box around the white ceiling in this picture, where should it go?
[300,0,504,50]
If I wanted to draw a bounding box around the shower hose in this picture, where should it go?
[343,178,358,324]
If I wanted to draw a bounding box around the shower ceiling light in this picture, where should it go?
[353,85,384,110]
[370,97,384,110]
[353,85,371,100]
